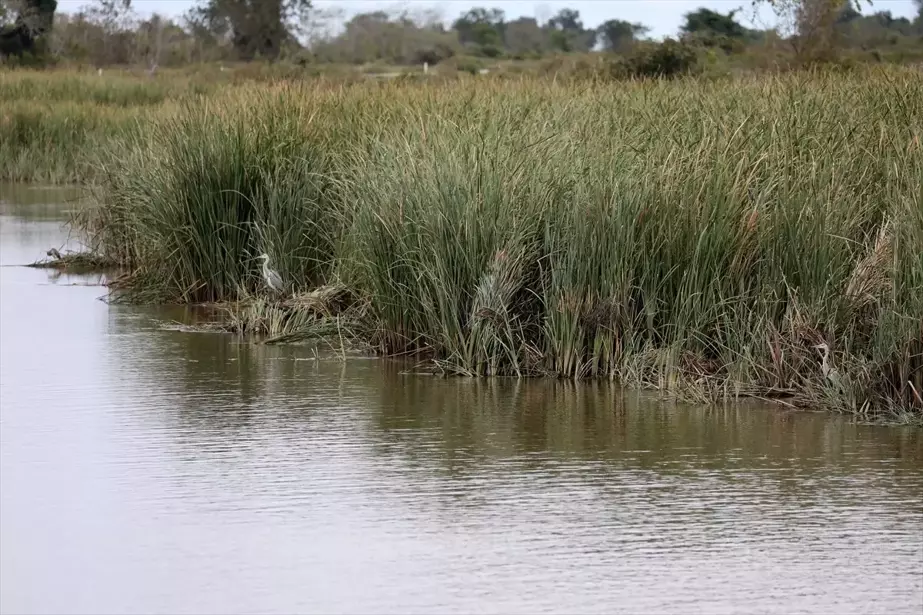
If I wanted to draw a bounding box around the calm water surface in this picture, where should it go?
[1,185,922,615]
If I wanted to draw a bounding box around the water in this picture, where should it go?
[1,185,922,615]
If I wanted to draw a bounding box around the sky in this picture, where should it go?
[55,0,920,38]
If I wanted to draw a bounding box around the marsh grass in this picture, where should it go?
[0,66,439,183]
[0,69,214,183]
[0,102,147,183]
[70,66,923,419]
[85,87,348,302]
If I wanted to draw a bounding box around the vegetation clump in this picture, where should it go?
[613,39,700,78]
[27,248,116,272]
[65,67,923,421]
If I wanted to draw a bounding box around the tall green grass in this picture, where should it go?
[0,66,401,183]
[0,70,196,183]
[87,88,350,302]
[0,101,149,183]
[0,68,262,183]
[78,67,923,419]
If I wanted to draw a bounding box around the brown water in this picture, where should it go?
[1,186,922,615]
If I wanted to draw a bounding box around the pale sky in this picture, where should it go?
[56,0,920,38]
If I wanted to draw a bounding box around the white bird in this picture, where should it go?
[258,253,283,293]
[814,342,841,389]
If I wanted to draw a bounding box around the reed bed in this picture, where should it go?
[0,66,397,183]
[64,66,923,419]
[0,68,231,183]
[0,71,178,183]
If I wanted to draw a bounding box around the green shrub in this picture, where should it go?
[683,31,747,55]
[615,39,699,78]
[475,44,503,59]
[450,56,484,75]
[412,43,456,66]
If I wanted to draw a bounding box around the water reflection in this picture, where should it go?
[2,188,922,615]
[104,309,923,472]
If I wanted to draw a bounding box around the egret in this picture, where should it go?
[257,253,283,293]
[813,342,841,389]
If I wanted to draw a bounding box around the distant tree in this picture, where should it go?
[188,0,311,60]
[135,14,191,67]
[548,8,581,32]
[339,11,392,61]
[755,0,870,60]
[504,16,547,55]
[597,19,649,51]
[836,2,861,23]
[90,1,132,24]
[452,7,505,48]
[80,0,135,64]
[835,9,917,48]
[314,10,457,65]
[0,0,57,58]
[870,11,914,32]
[182,11,226,62]
[681,8,747,38]
[47,12,99,62]
[547,8,595,52]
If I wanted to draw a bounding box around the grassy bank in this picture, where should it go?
[0,70,187,183]
[24,65,923,421]
[0,66,361,183]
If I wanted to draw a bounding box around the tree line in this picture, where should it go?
[2,0,922,67]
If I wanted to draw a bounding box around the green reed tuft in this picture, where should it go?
[86,88,346,302]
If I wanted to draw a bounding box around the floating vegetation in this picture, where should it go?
[28,248,118,273]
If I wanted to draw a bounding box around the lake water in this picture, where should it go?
[1,185,922,615]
